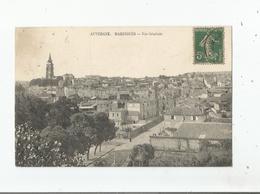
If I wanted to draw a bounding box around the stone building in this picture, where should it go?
[164,106,206,128]
[150,122,232,152]
[108,109,127,129]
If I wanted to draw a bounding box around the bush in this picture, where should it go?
[15,122,83,167]
[128,144,155,166]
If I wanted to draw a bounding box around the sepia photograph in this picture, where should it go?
[15,26,232,167]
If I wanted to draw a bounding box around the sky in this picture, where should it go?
[15,27,232,81]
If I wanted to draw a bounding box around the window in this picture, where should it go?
[171,115,175,120]
[191,116,197,121]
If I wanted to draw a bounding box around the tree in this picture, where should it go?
[46,96,79,128]
[68,112,116,158]
[40,125,66,142]
[40,125,84,160]
[16,122,39,166]
[15,84,48,129]
[128,144,155,166]
[16,122,69,166]
[16,121,88,167]
[93,112,116,155]
[69,113,96,160]
[15,83,26,94]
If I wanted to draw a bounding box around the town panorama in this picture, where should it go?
[15,27,232,167]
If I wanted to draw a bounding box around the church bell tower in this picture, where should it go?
[46,53,54,79]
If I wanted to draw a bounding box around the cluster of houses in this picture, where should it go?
[26,55,232,145]
[150,121,232,152]
[150,91,232,153]
[78,97,158,129]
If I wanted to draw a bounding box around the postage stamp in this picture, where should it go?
[194,27,224,64]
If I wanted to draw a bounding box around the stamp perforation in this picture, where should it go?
[193,26,225,65]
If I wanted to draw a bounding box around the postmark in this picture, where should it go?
[194,27,224,64]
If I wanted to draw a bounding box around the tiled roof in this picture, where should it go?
[80,101,97,106]
[208,93,232,103]
[174,122,232,139]
[109,108,127,112]
[165,106,204,116]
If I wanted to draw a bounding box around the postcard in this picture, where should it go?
[15,26,232,167]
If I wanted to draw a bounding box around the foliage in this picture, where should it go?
[149,150,232,167]
[15,85,116,166]
[15,85,48,129]
[40,125,74,156]
[93,112,116,154]
[15,83,26,94]
[68,113,96,159]
[16,122,66,166]
[15,122,89,166]
[68,112,116,156]
[46,96,79,128]
[93,160,108,167]
[40,125,66,142]
[128,144,155,166]
[16,85,78,130]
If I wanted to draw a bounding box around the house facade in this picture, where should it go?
[108,109,127,129]
[126,100,157,122]
[150,122,232,152]
[164,106,206,128]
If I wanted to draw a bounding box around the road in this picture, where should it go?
[83,120,164,165]
[114,121,164,150]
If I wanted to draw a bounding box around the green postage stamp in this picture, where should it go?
[194,27,224,64]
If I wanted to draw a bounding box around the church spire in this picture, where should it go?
[46,53,54,79]
[48,53,52,62]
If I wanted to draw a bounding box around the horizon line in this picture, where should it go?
[15,70,232,82]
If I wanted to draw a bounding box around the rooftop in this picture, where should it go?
[165,106,204,116]
[79,101,97,107]
[109,108,127,113]
[174,122,232,140]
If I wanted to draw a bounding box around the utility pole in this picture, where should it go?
[112,151,116,167]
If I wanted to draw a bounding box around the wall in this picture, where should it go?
[127,115,139,123]
[143,100,157,119]
[130,117,163,138]
[163,114,206,127]
[116,117,163,139]
[64,87,76,97]
[96,101,111,113]
[126,102,141,112]
[150,136,230,153]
